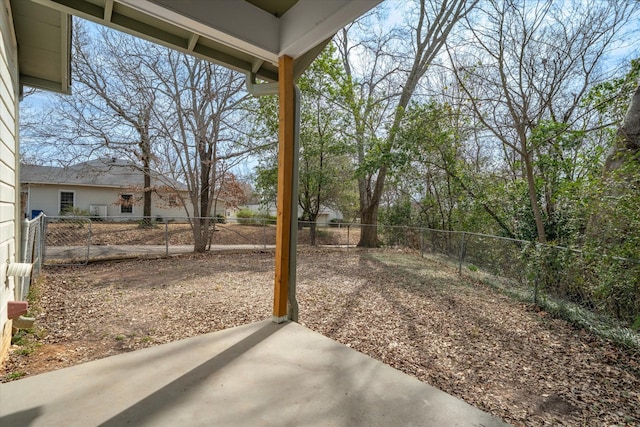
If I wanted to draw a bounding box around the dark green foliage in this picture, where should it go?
[379,197,415,247]
[61,206,90,216]
[236,209,263,226]
[329,218,344,227]
[137,218,158,229]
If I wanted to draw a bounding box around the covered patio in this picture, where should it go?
[1,320,508,426]
[4,1,508,425]
[16,0,384,324]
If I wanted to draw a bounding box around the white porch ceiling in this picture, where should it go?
[14,0,383,92]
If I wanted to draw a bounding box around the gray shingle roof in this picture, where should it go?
[20,158,187,191]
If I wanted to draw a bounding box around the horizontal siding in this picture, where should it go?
[26,184,191,218]
[1,0,19,363]
[0,111,14,150]
[0,180,13,203]
[0,156,14,185]
[0,100,14,146]
[0,70,12,121]
[0,220,13,245]
[0,56,14,136]
[0,203,13,219]
[0,48,9,82]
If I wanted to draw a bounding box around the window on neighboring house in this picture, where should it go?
[60,191,75,214]
[120,194,133,214]
[168,194,179,207]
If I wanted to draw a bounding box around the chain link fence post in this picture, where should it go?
[263,218,267,249]
[402,225,406,249]
[86,219,92,262]
[458,231,466,274]
[164,218,169,256]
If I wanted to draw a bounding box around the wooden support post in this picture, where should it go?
[273,55,295,323]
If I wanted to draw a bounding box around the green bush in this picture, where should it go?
[329,218,344,227]
[61,206,90,216]
[236,209,260,225]
[213,213,226,224]
[137,218,158,229]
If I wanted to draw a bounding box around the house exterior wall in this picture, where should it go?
[23,184,193,219]
[0,0,19,363]
[234,203,343,225]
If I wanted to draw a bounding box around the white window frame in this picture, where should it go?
[59,190,75,214]
[120,194,134,214]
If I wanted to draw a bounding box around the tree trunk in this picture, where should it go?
[605,83,640,172]
[587,83,640,247]
[346,0,476,248]
[309,222,317,246]
[141,152,152,228]
[193,140,211,253]
[358,203,381,247]
[192,219,208,253]
[358,162,387,247]
[523,152,547,243]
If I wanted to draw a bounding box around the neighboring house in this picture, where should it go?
[233,201,343,226]
[314,206,344,226]
[229,183,343,224]
[20,158,206,220]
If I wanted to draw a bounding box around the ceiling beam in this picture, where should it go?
[187,33,198,51]
[59,9,71,93]
[103,0,113,21]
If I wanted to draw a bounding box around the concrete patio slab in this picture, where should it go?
[0,320,509,426]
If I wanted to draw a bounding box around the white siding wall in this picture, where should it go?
[0,0,19,360]
[25,184,194,219]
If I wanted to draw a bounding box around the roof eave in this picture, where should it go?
[11,0,71,94]
[25,0,383,84]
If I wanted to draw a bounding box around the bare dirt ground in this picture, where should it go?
[2,244,639,426]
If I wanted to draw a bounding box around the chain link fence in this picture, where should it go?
[39,216,638,325]
[42,216,365,266]
[16,213,46,301]
[44,216,225,264]
[330,223,638,326]
[413,228,638,327]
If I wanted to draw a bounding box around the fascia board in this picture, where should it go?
[279,0,383,58]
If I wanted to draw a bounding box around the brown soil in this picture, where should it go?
[2,248,639,427]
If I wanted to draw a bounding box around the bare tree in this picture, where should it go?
[27,22,160,224]
[337,0,477,246]
[24,20,263,249]
[449,0,638,242]
[144,49,257,252]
